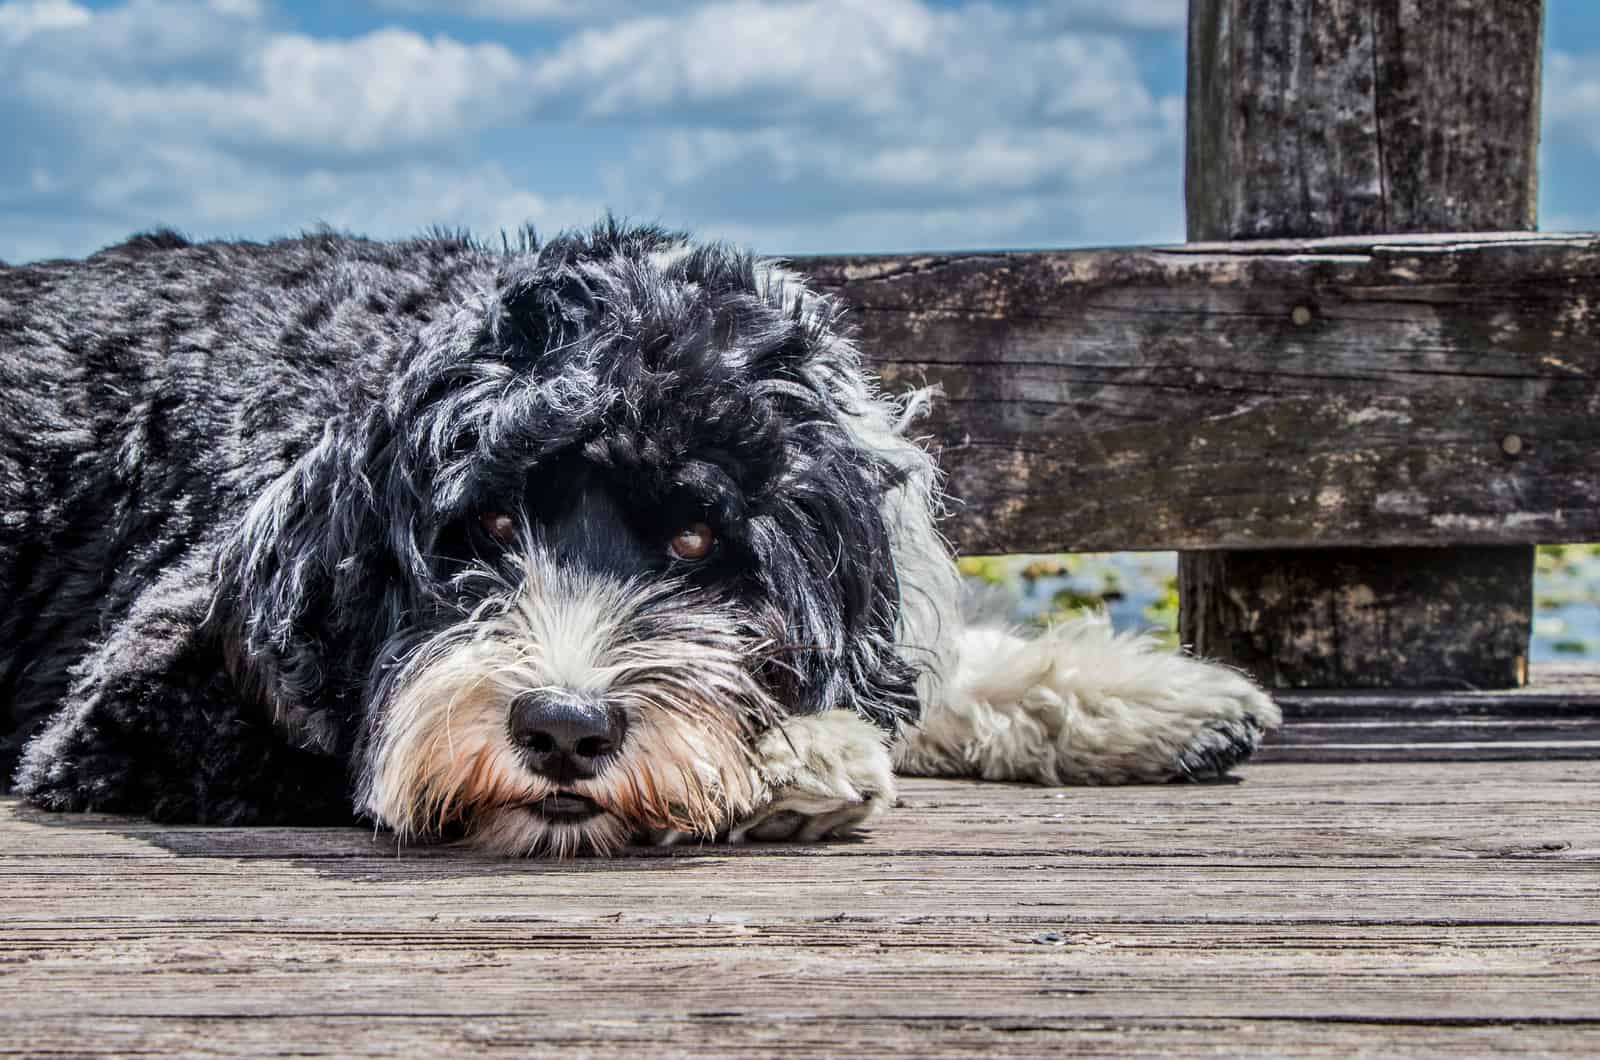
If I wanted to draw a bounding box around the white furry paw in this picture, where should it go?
[730,710,896,843]
[896,618,1282,786]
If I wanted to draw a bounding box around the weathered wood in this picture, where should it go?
[795,232,1600,555]
[1186,0,1543,239]
[5,1017,1597,1060]
[3,762,1598,1057]
[1261,663,1600,761]
[9,762,1599,862]
[1179,545,1533,688]
[1176,0,1547,689]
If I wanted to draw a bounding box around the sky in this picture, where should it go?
[2,0,1598,263]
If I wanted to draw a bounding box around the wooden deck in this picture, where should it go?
[3,761,1597,1057]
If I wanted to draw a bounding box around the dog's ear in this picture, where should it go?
[216,419,395,755]
[751,448,922,730]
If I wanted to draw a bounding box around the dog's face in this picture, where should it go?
[224,227,924,855]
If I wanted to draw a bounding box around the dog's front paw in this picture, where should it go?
[730,710,896,843]
[13,705,135,815]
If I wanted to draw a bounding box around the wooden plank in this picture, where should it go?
[10,769,1600,863]
[3,1016,1596,1060]
[1260,663,1600,760]
[1257,742,1600,763]
[794,232,1600,555]
[2,762,1597,1056]
[3,923,1598,1022]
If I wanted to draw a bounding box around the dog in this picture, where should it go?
[0,221,1279,856]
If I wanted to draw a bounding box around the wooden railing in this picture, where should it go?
[800,233,1600,556]
[801,0,1599,759]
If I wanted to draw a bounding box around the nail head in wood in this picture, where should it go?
[1291,304,1313,327]
[1501,434,1524,457]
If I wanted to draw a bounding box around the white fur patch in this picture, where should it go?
[894,615,1282,784]
[726,710,896,843]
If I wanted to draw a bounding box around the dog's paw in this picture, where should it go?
[1170,711,1270,782]
[1153,653,1281,777]
[729,710,896,843]
[1126,653,1280,783]
[13,707,121,814]
[900,619,1282,786]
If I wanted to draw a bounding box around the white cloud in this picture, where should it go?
[1545,51,1600,151]
[24,0,265,64]
[305,163,604,241]
[44,143,601,250]
[1537,49,1600,232]
[373,0,700,20]
[524,0,1166,130]
[530,0,938,117]
[696,179,1183,257]
[0,0,1189,260]
[375,0,1187,30]
[703,199,1052,258]
[528,0,1175,175]
[527,0,1183,251]
[0,1,573,258]
[0,0,89,46]
[241,29,526,151]
[10,10,528,155]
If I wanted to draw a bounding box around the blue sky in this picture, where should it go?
[3,0,1598,263]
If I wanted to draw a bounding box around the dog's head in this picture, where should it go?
[220,223,944,854]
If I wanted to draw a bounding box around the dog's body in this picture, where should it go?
[1,224,1277,855]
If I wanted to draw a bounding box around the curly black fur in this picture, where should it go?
[0,222,919,825]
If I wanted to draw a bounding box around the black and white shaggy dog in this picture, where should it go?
[0,222,1279,856]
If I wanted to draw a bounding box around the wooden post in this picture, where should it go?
[1179,0,1545,688]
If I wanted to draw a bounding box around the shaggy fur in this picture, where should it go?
[0,222,1279,855]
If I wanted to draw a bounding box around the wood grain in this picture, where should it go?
[1173,0,1546,689]
[1178,545,1533,689]
[1185,0,1542,239]
[4,761,1598,1057]
[1263,661,1600,761]
[5,1017,1596,1060]
[794,232,1600,556]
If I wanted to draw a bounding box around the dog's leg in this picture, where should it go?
[12,559,346,823]
[894,616,1281,785]
[13,568,209,816]
[668,710,895,845]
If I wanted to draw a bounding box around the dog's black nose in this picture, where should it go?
[508,690,626,782]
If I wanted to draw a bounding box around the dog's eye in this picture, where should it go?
[667,522,715,562]
[480,512,518,544]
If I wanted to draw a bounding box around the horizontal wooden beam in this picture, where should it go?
[1260,663,1600,762]
[795,232,1600,555]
